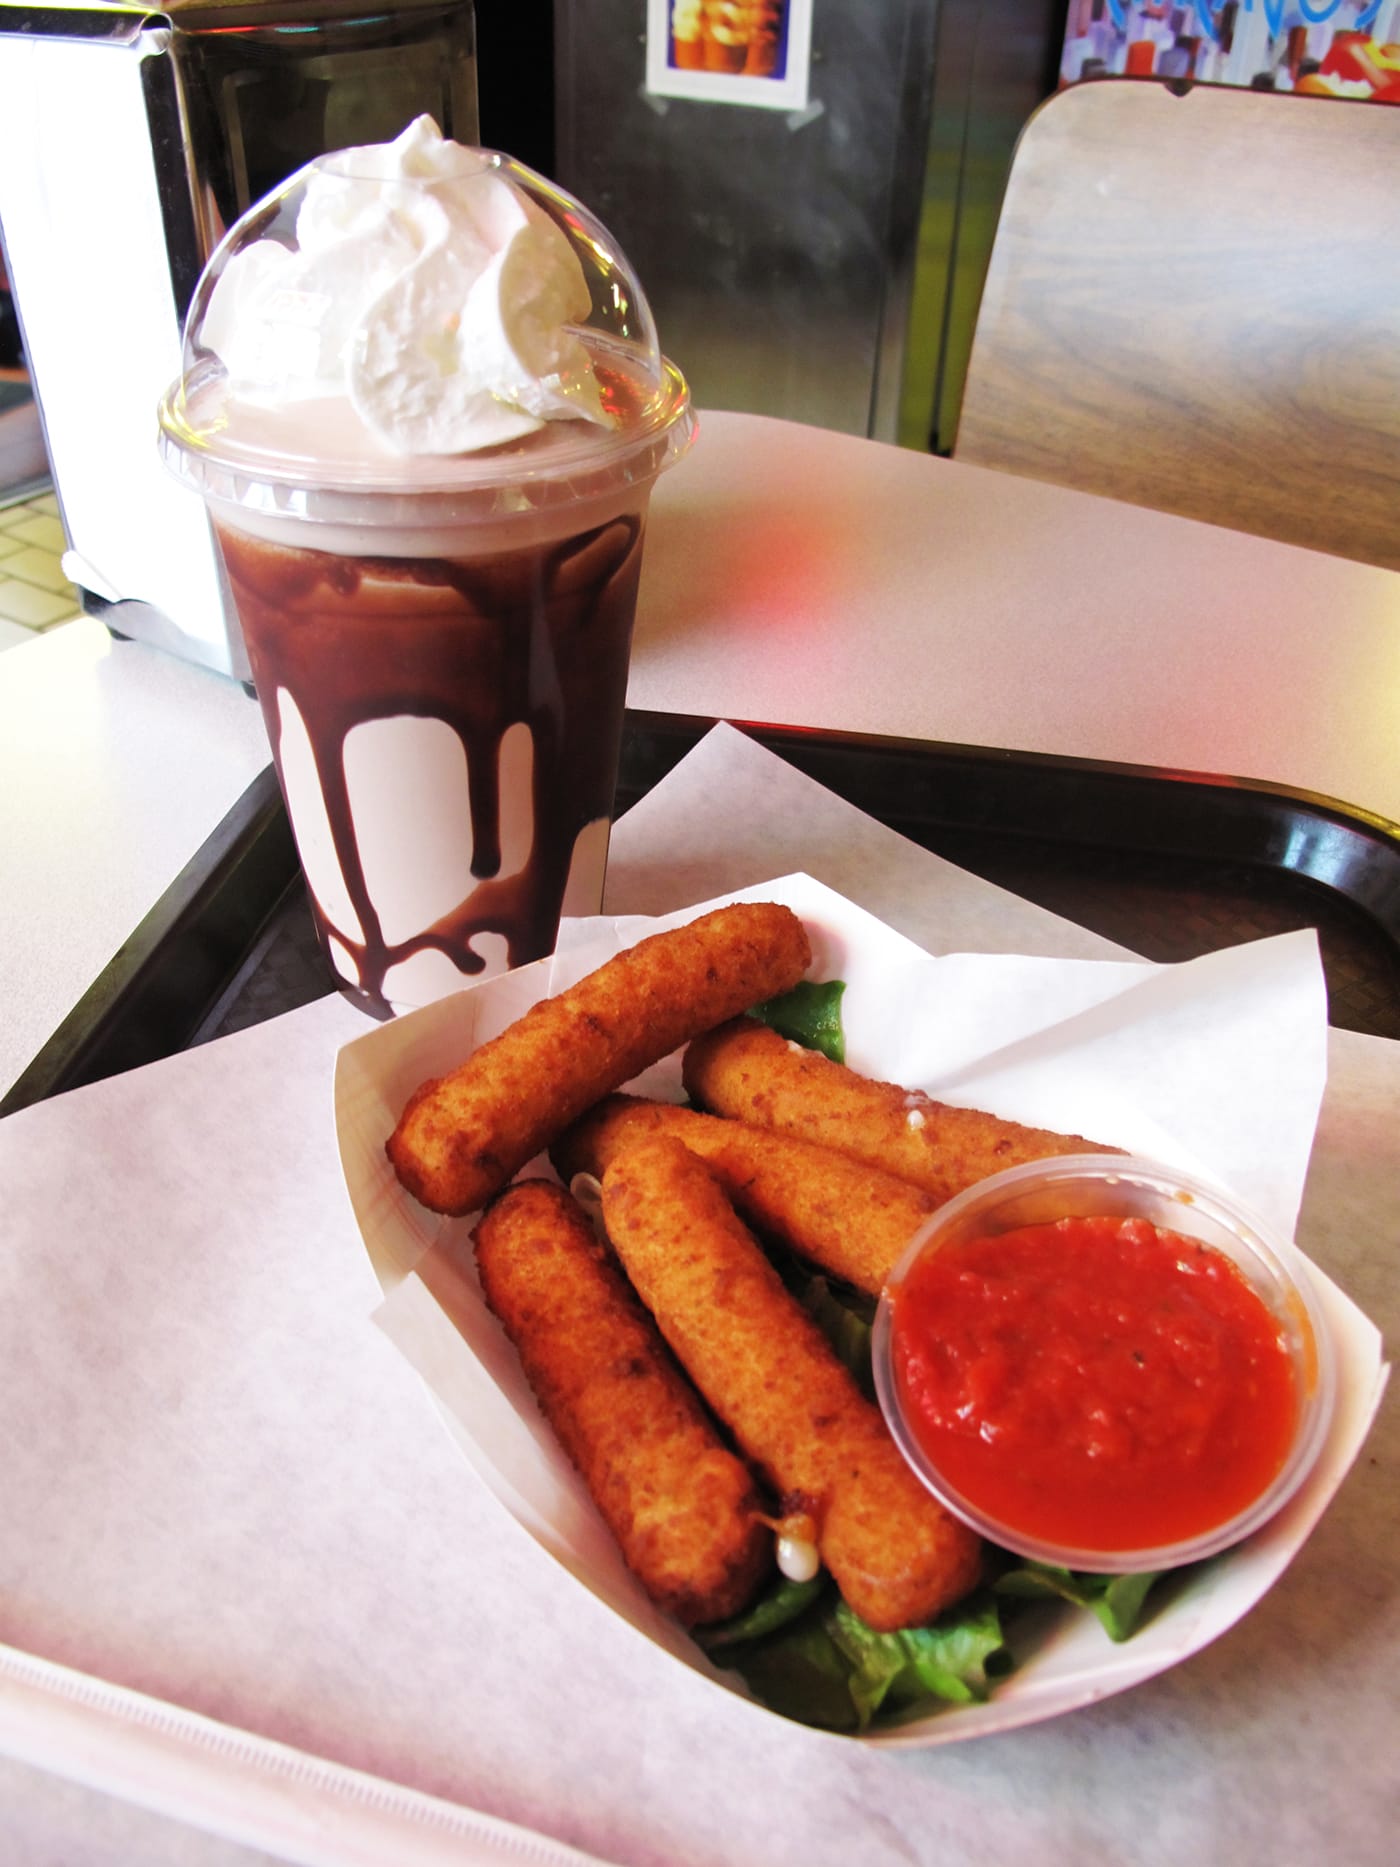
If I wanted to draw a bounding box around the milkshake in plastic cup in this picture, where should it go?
[158,118,694,1016]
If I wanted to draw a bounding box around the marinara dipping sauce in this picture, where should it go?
[873,1156,1335,1571]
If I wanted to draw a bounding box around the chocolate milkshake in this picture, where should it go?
[159,120,694,1014]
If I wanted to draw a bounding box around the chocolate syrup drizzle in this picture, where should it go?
[217,515,644,1018]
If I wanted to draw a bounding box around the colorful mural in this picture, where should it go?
[1061,0,1400,100]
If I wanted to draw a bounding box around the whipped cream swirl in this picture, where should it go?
[201,116,610,455]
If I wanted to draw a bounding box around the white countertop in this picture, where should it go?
[635,413,1400,824]
[0,616,270,1096]
[4,409,1398,1099]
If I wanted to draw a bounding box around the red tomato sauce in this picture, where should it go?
[891,1215,1299,1554]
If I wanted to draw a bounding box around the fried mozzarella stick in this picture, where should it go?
[601,1137,982,1632]
[388,901,811,1215]
[474,1180,771,1626]
[683,1019,1116,1206]
[553,1096,936,1296]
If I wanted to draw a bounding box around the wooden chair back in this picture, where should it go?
[954,79,1400,570]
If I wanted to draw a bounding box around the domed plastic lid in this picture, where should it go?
[157,118,693,526]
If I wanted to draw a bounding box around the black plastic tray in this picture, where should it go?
[5,711,1396,1116]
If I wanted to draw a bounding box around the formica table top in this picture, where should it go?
[633,413,1400,827]
[4,409,1398,1100]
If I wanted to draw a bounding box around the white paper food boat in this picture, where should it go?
[333,873,1387,1747]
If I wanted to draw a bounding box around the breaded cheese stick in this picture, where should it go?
[388,901,811,1215]
[474,1180,771,1627]
[601,1137,982,1632]
[552,1095,936,1296]
[683,1019,1116,1205]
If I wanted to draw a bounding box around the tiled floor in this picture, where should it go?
[0,487,81,651]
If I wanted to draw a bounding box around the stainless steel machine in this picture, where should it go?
[0,0,478,677]
[554,0,1062,452]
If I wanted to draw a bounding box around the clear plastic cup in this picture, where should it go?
[873,1155,1336,1573]
[158,138,694,1017]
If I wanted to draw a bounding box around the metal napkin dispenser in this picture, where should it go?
[0,0,478,678]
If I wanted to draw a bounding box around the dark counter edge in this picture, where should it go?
[5,712,1398,1116]
[618,716,1400,941]
[1,765,298,1117]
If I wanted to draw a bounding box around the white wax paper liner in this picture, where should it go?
[334,873,1387,1746]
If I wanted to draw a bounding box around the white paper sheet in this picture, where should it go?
[0,723,1394,1865]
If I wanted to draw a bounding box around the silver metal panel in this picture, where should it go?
[0,0,479,678]
[554,0,940,440]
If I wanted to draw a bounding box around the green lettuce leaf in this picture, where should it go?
[992,1561,1162,1642]
[827,1595,1011,1726]
[701,1579,1013,1733]
[749,980,847,1062]
[700,1574,825,1648]
[713,1604,866,1732]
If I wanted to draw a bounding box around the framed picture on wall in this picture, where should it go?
[644,0,814,110]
